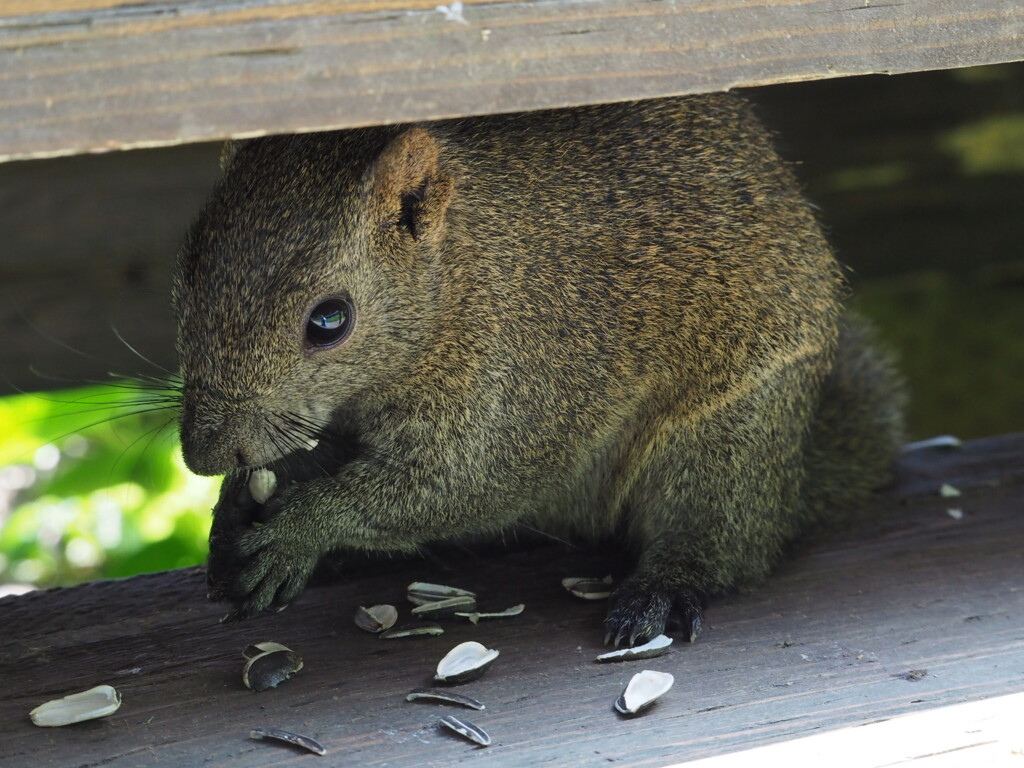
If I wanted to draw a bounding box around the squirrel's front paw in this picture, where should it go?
[604,579,704,647]
[217,517,321,623]
[205,477,262,602]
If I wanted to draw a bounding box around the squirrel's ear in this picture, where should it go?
[371,127,454,245]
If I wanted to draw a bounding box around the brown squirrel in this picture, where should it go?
[173,94,904,645]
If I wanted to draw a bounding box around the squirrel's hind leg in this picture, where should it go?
[603,363,819,647]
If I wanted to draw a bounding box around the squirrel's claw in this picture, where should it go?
[604,581,704,647]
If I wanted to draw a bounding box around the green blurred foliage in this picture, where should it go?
[0,383,218,589]
[853,274,1024,442]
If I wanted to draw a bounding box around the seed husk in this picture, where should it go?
[902,434,962,452]
[243,641,293,661]
[939,483,962,498]
[562,575,614,600]
[380,623,445,639]
[243,649,303,691]
[250,726,326,755]
[29,685,122,727]
[439,714,491,746]
[355,604,398,633]
[596,634,673,663]
[435,641,499,684]
[248,468,277,504]
[405,688,485,710]
[614,670,674,715]
[411,595,477,617]
[455,603,525,624]
[407,582,477,606]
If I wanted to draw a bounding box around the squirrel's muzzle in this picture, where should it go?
[179,387,267,476]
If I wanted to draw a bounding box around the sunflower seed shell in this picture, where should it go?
[250,726,326,755]
[411,595,477,617]
[380,623,445,639]
[243,649,303,691]
[435,641,499,684]
[562,575,614,600]
[614,670,674,715]
[405,688,485,710]
[243,641,294,660]
[355,604,398,633]
[596,634,673,662]
[407,582,477,606]
[455,603,526,623]
[439,714,491,746]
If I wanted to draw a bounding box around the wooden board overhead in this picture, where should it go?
[1,0,1022,161]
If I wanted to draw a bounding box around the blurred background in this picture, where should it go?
[1,63,1021,592]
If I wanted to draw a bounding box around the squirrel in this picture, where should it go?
[172,94,905,645]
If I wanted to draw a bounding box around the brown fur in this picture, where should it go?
[173,94,905,643]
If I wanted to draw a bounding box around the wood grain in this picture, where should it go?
[1,434,1023,767]
[1,0,1022,161]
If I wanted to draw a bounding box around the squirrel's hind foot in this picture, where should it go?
[604,580,704,647]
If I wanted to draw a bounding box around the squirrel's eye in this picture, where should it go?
[306,298,354,348]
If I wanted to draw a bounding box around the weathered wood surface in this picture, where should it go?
[1,0,1022,162]
[1,434,1023,767]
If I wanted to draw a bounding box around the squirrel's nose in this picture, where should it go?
[179,388,263,475]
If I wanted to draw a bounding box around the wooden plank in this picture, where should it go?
[1,434,1023,766]
[683,692,1024,767]
[1,0,1022,161]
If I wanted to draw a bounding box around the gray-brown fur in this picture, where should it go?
[173,94,905,644]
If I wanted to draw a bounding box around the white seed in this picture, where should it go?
[249,468,277,504]
[30,685,122,727]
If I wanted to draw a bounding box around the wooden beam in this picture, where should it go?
[1,433,1023,766]
[1,0,1022,161]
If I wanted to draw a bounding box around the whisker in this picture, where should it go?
[512,520,575,548]
[109,417,178,478]
[270,416,338,478]
[110,325,175,376]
